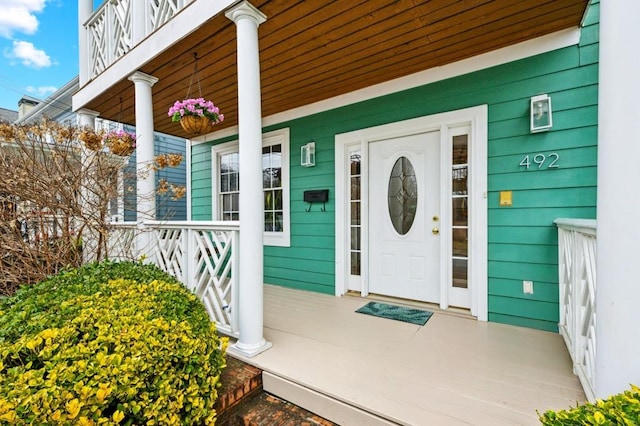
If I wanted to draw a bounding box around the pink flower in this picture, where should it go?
[168,98,224,124]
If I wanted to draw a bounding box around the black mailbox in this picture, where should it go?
[303,189,329,211]
[303,189,329,203]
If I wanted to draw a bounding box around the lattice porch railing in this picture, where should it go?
[555,218,597,401]
[86,0,133,77]
[106,220,239,337]
[85,0,194,79]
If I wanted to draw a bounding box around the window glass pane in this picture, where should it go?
[271,165,282,188]
[350,227,360,251]
[274,189,283,210]
[275,212,283,232]
[452,198,467,226]
[230,171,239,191]
[350,153,361,175]
[264,191,274,210]
[452,135,468,165]
[264,212,274,231]
[350,176,360,199]
[452,166,467,196]
[262,146,282,189]
[452,259,468,288]
[350,252,361,275]
[232,193,239,212]
[350,150,361,276]
[452,228,468,257]
[221,174,229,192]
[388,157,417,235]
[350,201,360,225]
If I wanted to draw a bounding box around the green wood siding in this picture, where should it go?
[191,7,598,330]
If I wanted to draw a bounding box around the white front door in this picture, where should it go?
[369,131,441,303]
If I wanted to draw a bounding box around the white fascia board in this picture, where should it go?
[192,26,580,146]
[72,0,238,112]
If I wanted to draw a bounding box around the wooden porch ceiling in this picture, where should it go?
[84,0,588,139]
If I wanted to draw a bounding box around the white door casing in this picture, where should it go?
[369,131,441,303]
[335,105,488,320]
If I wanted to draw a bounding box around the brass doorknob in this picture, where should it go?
[432,227,439,235]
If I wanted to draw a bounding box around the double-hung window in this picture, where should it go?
[211,128,290,247]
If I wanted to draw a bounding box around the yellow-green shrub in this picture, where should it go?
[539,385,640,425]
[0,261,227,425]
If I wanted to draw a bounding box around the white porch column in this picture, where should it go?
[77,108,100,262]
[77,108,99,129]
[225,1,271,357]
[596,1,640,399]
[78,0,93,85]
[128,72,159,260]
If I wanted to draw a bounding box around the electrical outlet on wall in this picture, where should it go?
[523,280,534,294]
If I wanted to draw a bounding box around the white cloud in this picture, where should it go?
[0,0,47,38]
[8,40,51,68]
[26,85,56,97]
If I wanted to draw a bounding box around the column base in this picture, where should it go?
[227,339,272,358]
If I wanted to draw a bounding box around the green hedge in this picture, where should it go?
[0,261,227,425]
[539,385,640,425]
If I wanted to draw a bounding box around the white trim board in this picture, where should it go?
[335,106,488,321]
[191,27,579,146]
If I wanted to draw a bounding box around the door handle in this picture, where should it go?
[432,227,439,235]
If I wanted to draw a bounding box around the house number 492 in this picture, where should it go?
[519,153,559,169]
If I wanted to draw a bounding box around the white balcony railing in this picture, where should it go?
[555,218,597,402]
[107,220,239,337]
[86,0,194,79]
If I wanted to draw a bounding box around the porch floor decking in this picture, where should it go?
[231,284,585,425]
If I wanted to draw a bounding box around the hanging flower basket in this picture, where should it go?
[103,129,136,157]
[168,98,224,135]
[79,128,103,151]
[179,115,215,134]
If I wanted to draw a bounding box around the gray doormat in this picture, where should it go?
[356,301,433,326]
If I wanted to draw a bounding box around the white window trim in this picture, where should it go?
[211,128,290,247]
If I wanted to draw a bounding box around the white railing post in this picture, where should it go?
[78,0,93,85]
[231,228,240,334]
[182,227,190,290]
[131,0,146,45]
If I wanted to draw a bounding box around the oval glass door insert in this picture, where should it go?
[388,156,418,235]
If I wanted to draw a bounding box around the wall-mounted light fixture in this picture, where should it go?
[530,94,552,133]
[301,142,316,167]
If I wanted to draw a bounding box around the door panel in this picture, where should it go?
[368,131,441,303]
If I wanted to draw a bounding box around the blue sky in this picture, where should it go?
[0,1,101,112]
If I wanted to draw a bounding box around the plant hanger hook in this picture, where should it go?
[186,52,203,99]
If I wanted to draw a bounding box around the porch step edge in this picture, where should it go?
[262,371,398,426]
